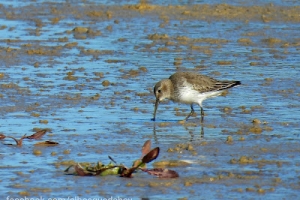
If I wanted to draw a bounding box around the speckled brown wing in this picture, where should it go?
[170,72,240,93]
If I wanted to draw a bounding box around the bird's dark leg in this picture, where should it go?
[200,106,204,123]
[185,104,195,121]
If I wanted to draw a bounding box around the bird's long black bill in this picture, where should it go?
[152,99,159,121]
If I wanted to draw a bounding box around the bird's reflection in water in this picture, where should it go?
[184,124,204,142]
[152,121,204,143]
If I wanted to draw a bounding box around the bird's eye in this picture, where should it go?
[158,89,161,93]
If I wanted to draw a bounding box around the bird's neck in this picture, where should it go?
[165,79,174,99]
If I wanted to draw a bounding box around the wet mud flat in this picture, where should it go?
[0,1,299,199]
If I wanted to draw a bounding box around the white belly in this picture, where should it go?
[176,86,222,106]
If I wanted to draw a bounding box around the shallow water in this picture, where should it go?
[0,0,299,199]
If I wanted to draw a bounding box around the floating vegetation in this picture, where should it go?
[0,129,58,147]
[64,140,179,178]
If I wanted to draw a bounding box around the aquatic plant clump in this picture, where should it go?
[64,140,179,178]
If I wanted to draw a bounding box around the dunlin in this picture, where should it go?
[152,72,241,122]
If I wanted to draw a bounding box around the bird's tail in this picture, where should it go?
[215,81,241,91]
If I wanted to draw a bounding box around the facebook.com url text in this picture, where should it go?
[6,196,132,200]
